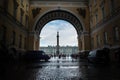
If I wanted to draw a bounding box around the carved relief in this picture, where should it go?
[32,8,41,18]
[35,10,83,34]
[77,8,86,18]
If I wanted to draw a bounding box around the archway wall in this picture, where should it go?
[28,6,90,51]
[29,6,90,33]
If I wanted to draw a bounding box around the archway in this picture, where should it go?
[30,9,90,51]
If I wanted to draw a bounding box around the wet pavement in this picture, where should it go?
[1,56,120,80]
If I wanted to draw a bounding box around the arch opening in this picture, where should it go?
[40,19,79,56]
[32,9,86,51]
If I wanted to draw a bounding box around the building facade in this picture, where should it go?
[0,0,29,54]
[89,0,120,50]
[0,0,120,57]
[40,46,79,56]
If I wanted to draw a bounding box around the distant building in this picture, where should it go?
[40,46,79,56]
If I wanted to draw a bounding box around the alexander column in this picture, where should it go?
[56,31,59,56]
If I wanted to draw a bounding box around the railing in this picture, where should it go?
[0,7,27,31]
[91,6,120,32]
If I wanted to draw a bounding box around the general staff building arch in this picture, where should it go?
[28,0,90,51]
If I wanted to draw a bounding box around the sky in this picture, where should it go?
[40,20,78,47]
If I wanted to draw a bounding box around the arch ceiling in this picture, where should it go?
[30,0,88,7]
[35,10,84,36]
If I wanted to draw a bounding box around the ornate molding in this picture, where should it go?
[77,8,86,18]
[32,8,41,18]
[35,10,83,35]
[30,0,88,7]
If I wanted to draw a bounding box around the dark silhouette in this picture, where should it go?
[103,47,110,63]
[115,48,120,63]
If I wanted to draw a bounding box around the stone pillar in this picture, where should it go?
[35,37,40,50]
[28,35,34,50]
[78,32,91,51]
[28,31,40,50]
[78,36,82,51]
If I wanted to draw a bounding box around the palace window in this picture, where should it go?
[114,27,119,41]
[13,0,18,18]
[90,20,92,28]
[100,0,106,20]
[26,4,29,12]
[24,37,26,49]
[25,15,28,28]
[103,32,108,45]
[91,37,94,49]
[13,7,17,18]
[11,31,16,45]
[101,6,106,19]
[0,26,6,43]
[20,8,24,24]
[110,0,115,14]
[19,35,22,48]
[3,0,8,11]
[95,12,98,24]
[89,6,92,12]
[96,35,100,47]
[90,15,93,28]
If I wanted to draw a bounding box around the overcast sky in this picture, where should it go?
[40,20,78,47]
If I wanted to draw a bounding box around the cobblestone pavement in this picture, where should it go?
[1,57,120,80]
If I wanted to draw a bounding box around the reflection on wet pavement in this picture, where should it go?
[0,56,120,80]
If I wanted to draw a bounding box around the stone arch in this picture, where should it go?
[34,10,84,36]
[29,9,90,51]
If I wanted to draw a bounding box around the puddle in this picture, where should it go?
[46,65,79,69]
[60,66,79,69]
